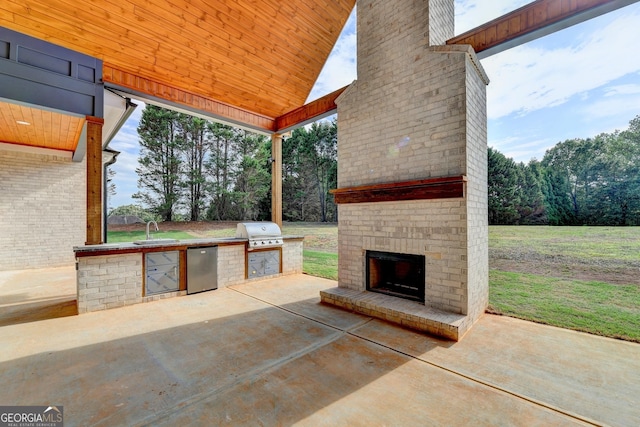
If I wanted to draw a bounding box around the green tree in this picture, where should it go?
[516,160,547,224]
[488,147,520,225]
[304,121,338,222]
[282,130,319,221]
[590,128,640,225]
[180,116,208,221]
[205,123,236,220]
[542,138,600,224]
[232,131,271,220]
[285,121,338,222]
[108,204,158,222]
[134,105,183,221]
[540,117,640,226]
[540,166,573,225]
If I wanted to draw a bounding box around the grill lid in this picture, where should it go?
[236,222,283,249]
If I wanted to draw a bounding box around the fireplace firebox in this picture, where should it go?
[366,251,425,303]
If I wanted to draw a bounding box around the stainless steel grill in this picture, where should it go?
[235,222,284,250]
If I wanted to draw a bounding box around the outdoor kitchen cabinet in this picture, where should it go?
[145,251,180,295]
[74,235,302,313]
[247,249,281,278]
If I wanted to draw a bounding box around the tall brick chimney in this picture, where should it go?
[321,0,490,341]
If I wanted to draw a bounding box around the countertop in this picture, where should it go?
[74,235,304,257]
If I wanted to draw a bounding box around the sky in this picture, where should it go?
[108,0,640,209]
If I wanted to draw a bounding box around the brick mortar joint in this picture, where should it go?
[427,45,490,85]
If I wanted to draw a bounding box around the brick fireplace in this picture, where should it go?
[320,0,489,341]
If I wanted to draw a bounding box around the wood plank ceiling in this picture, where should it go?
[0,0,355,133]
[0,101,85,152]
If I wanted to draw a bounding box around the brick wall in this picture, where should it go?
[339,51,470,188]
[0,149,85,270]
[463,56,490,325]
[217,244,247,287]
[283,239,303,274]
[77,253,142,313]
[357,0,454,84]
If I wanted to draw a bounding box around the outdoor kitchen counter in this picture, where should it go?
[73,235,304,256]
[73,237,247,257]
[73,236,305,313]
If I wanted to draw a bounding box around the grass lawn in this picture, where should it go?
[489,270,640,342]
[107,230,196,243]
[489,226,640,263]
[303,250,338,280]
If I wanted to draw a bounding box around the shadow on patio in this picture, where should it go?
[1,273,638,426]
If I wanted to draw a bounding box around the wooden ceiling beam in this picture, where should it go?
[275,86,349,133]
[447,0,640,58]
[102,65,275,133]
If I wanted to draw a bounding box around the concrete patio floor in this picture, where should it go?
[1,270,638,426]
[0,266,77,326]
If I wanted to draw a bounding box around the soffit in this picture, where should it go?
[0,100,84,152]
[0,0,355,121]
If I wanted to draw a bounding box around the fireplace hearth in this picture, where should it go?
[366,251,425,303]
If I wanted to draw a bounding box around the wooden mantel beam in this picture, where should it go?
[447,0,640,58]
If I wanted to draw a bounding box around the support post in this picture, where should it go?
[86,116,104,245]
[271,133,283,227]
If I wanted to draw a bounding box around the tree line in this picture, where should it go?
[111,105,639,226]
[489,116,640,226]
[112,104,337,222]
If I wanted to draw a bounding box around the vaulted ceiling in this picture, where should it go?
[1,0,355,127]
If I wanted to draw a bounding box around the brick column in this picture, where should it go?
[323,0,489,340]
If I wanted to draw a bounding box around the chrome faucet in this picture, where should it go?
[146,220,159,240]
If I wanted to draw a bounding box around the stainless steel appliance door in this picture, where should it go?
[146,251,180,295]
[187,247,218,294]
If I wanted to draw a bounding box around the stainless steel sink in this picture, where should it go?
[133,238,179,245]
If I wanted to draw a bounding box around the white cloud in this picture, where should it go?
[604,83,640,97]
[581,94,640,122]
[490,136,556,162]
[481,5,640,120]
[307,8,357,102]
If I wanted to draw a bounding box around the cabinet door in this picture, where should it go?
[247,250,280,278]
[146,251,180,295]
[247,252,264,278]
[263,250,280,275]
